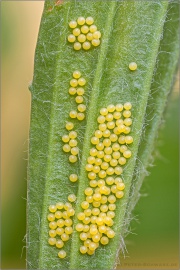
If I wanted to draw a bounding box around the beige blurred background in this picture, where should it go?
[1,1,179,269]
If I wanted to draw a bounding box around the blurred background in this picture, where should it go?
[1,1,179,269]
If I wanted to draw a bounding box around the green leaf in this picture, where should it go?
[27,1,179,269]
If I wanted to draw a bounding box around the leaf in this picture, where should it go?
[27,1,179,269]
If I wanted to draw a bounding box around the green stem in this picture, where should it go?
[27,1,179,269]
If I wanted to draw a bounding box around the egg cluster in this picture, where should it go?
[68,17,101,51]
[62,70,86,165]
[75,103,133,255]
[48,194,76,259]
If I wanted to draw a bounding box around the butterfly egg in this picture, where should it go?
[98,170,106,179]
[123,110,131,118]
[83,224,90,232]
[65,122,74,131]
[69,110,77,119]
[69,155,77,163]
[103,129,111,137]
[76,223,84,232]
[107,121,115,130]
[118,135,126,144]
[73,28,81,36]
[71,147,79,156]
[110,159,118,167]
[56,227,64,236]
[58,250,66,259]
[83,41,91,50]
[61,233,70,241]
[89,25,97,33]
[91,136,99,145]
[112,151,120,159]
[49,229,56,238]
[77,16,86,25]
[84,209,92,217]
[104,146,112,155]
[104,154,112,162]
[81,201,89,209]
[78,104,86,112]
[85,164,93,171]
[55,211,62,219]
[78,77,86,86]
[97,115,105,124]
[67,208,75,217]
[101,162,109,170]
[124,126,131,134]
[77,113,85,121]
[49,221,57,230]
[47,213,55,221]
[106,177,114,186]
[113,111,121,120]
[109,134,118,142]
[88,172,96,180]
[81,25,89,34]
[124,102,132,110]
[117,182,125,191]
[124,118,132,126]
[57,219,65,227]
[69,87,76,96]
[116,103,123,112]
[125,135,133,144]
[56,239,64,249]
[103,138,111,147]
[106,229,115,239]
[69,139,77,147]
[117,124,126,133]
[80,245,88,254]
[93,30,101,39]
[114,177,122,184]
[86,17,94,25]
[100,236,109,245]
[69,131,77,139]
[77,212,86,221]
[87,156,95,164]
[107,210,115,219]
[56,202,64,210]
[68,34,76,43]
[92,39,100,47]
[80,232,88,241]
[74,42,81,51]
[69,173,78,182]
[113,127,120,135]
[123,150,132,158]
[90,180,98,188]
[116,190,124,199]
[86,195,93,203]
[64,218,73,227]
[70,79,78,87]
[64,202,72,210]
[107,104,115,112]
[48,237,56,246]
[97,179,105,187]
[68,194,76,202]
[106,113,114,122]
[114,166,123,175]
[73,70,81,79]
[49,205,57,213]
[129,62,137,71]
[106,167,114,176]
[86,32,93,41]
[99,123,107,131]
[76,87,85,95]
[78,34,86,43]
[69,20,77,29]
[94,130,103,138]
